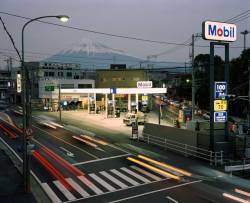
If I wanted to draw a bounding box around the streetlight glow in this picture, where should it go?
[58,15,69,22]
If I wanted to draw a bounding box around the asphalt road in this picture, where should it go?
[0,108,249,203]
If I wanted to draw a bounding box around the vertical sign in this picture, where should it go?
[214,81,227,99]
[16,73,21,93]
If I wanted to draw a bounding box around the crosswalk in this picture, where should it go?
[43,165,171,203]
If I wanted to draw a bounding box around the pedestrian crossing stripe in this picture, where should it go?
[42,165,172,202]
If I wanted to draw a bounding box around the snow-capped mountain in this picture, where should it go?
[45,38,186,70]
[59,38,125,55]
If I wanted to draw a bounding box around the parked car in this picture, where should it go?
[123,112,146,126]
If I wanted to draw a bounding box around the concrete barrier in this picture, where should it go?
[143,123,197,147]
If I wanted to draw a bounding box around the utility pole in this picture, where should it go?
[191,34,195,120]
[58,83,62,123]
[248,60,250,128]
[240,30,249,50]
[191,33,202,120]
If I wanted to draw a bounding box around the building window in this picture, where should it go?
[58,72,64,77]
[101,78,106,82]
[44,72,49,77]
[133,77,140,81]
[67,72,72,78]
[49,72,54,77]
[61,84,74,89]
[78,84,92,88]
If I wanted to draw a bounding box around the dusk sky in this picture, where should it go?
[0,0,249,68]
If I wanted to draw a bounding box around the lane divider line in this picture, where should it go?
[32,125,99,159]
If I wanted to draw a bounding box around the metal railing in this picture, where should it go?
[224,158,250,176]
[141,132,223,166]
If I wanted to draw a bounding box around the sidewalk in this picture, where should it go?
[0,149,36,203]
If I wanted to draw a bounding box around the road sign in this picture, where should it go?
[45,86,54,92]
[25,128,33,136]
[214,100,228,111]
[214,111,227,122]
[214,81,227,99]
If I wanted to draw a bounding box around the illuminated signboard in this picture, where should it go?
[16,74,21,93]
[214,100,227,111]
[137,81,153,88]
[202,21,237,42]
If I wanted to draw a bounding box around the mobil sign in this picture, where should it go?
[202,21,237,42]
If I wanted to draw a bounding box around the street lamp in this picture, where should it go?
[21,15,69,193]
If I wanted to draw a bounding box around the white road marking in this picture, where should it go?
[130,165,162,181]
[89,173,116,192]
[64,178,169,203]
[99,171,128,189]
[33,125,99,159]
[72,154,131,166]
[53,180,76,201]
[41,183,62,203]
[109,180,202,203]
[120,167,151,183]
[66,178,90,198]
[110,169,140,186]
[78,175,103,195]
[166,196,179,203]
[60,147,75,157]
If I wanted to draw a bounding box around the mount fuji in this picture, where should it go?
[45,38,186,70]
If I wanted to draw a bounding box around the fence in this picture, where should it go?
[141,132,223,166]
[0,137,53,203]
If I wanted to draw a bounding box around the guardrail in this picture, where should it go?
[224,159,250,176]
[141,132,223,166]
[0,137,53,203]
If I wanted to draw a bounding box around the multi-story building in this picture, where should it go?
[0,70,11,101]
[24,61,95,110]
[96,69,148,88]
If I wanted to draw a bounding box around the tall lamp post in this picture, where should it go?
[21,15,69,193]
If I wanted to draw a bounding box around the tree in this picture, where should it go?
[229,48,250,117]
[194,54,224,109]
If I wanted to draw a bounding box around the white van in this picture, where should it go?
[123,112,146,126]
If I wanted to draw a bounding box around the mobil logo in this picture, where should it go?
[202,21,237,42]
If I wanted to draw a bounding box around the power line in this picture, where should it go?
[0,11,190,46]
[0,16,21,60]
[226,10,250,22]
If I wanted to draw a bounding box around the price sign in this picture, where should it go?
[214,82,227,99]
[214,111,227,122]
[214,100,227,111]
